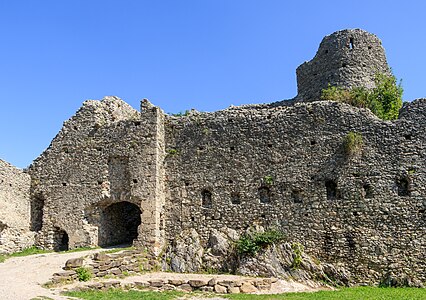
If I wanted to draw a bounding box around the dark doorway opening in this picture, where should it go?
[99,201,142,247]
[53,227,69,251]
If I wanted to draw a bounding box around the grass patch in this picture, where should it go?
[225,287,426,300]
[66,289,185,300]
[236,230,285,257]
[65,287,426,300]
[0,246,100,263]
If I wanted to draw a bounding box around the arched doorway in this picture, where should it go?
[98,201,142,247]
[53,227,69,251]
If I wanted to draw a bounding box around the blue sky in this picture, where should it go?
[1,0,425,168]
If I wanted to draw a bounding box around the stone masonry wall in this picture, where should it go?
[29,97,166,254]
[0,160,34,253]
[296,29,391,102]
[164,99,426,283]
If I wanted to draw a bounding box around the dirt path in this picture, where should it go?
[0,249,320,300]
[0,249,104,300]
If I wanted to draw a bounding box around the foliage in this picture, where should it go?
[291,242,304,269]
[66,287,426,300]
[343,132,363,156]
[167,148,178,156]
[170,110,190,117]
[321,73,403,120]
[236,230,285,257]
[76,266,92,282]
[263,175,274,185]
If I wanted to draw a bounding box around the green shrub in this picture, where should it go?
[236,230,285,256]
[321,73,403,120]
[263,175,274,185]
[76,266,92,282]
[343,132,363,156]
[291,242,304,269]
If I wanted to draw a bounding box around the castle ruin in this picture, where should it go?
[1,29,425,284]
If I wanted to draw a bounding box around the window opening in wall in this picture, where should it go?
[202,190,212,208]
[349,37,354,49]
[397,177,410,196]
[292,189,303,203]
[345,232,356,252]
[30,196,44,232]
[53,227,69,251]
[231,192,241,205]
[258,186,271,204]
[325,180,338,200]
[363,183,374,199]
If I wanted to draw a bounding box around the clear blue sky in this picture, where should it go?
[1,0,425,168]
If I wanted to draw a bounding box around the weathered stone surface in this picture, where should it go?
[94,252,110,261]
[148,279,165,287]
[0,160,34,254]
[176,283,193,292]
[168,229,203,273]
[168,279,186,285]
[240,282,258,293]
[214,284,228,294]
[229,286,241,294]
[188,279,209,288]
[53,270,76,277]
[161,284,176,291]
[64,258,84,270]
[200,286,214,292]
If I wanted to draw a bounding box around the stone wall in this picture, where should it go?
[0,160,34,253]
[29,97,166,254]
[17,29,426,285]
[296,29,391,102]
[164,99,426,283]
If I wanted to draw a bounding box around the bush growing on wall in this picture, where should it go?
[343,132,363,156]
[321,73,403,120]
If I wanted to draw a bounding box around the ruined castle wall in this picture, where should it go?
[29,97,166,252]
[0,160,34,253]
[296,29,391,102]
[164,99,426,282]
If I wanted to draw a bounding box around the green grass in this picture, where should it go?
[225,287,426,300]
[65,287,426,300]
[0,246,100,263]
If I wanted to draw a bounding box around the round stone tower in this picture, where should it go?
[296,29,391,102]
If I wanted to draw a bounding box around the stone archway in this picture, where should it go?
[98,201,142,247]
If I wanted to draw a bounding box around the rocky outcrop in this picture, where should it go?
[164,227,350,287]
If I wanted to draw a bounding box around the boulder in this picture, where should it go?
[64,258,83,270]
